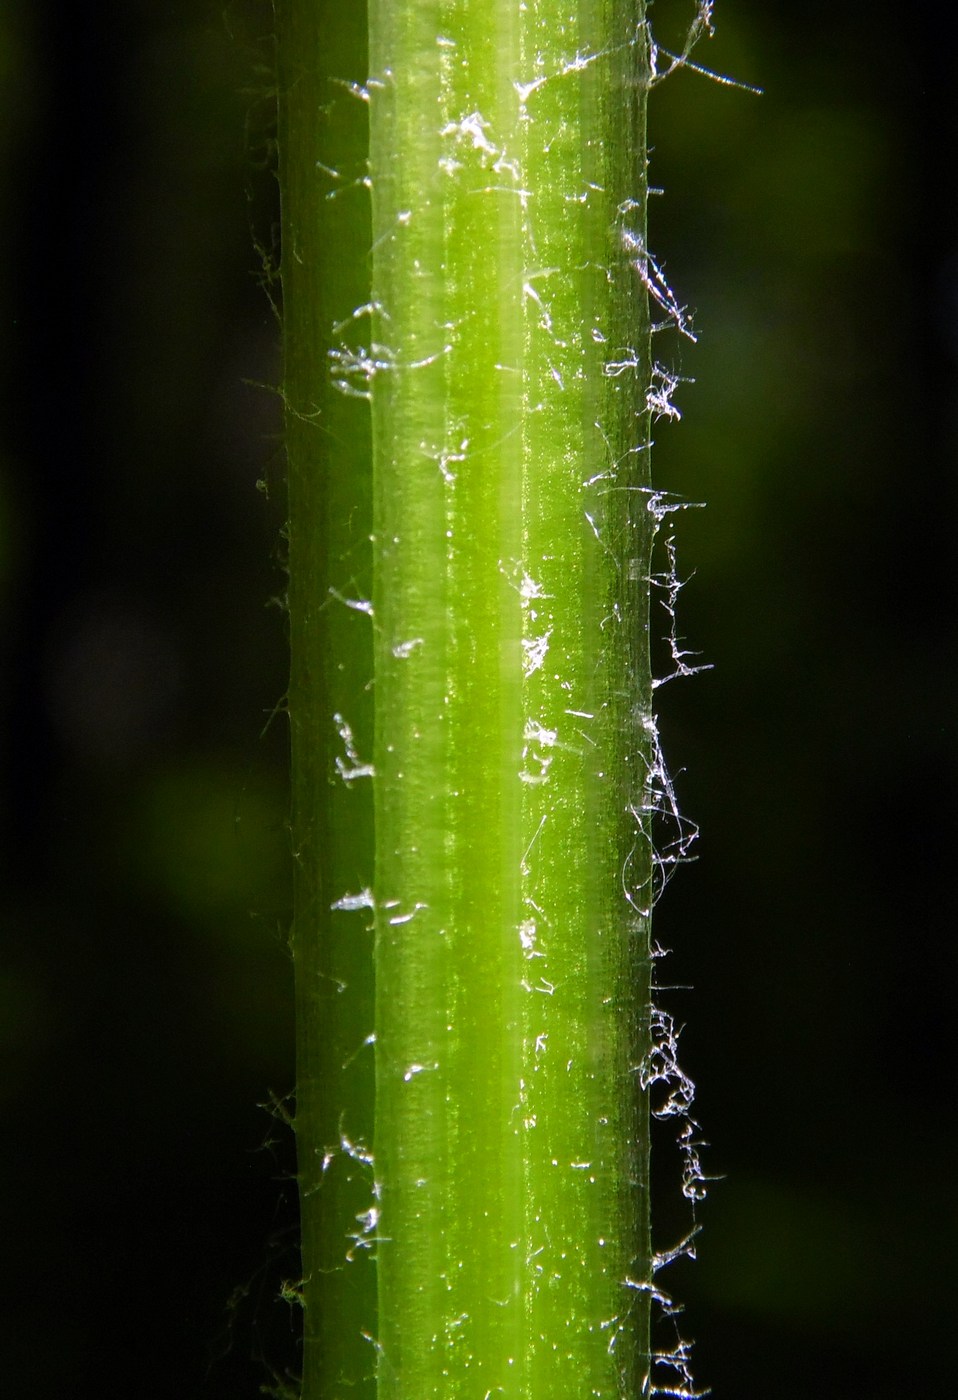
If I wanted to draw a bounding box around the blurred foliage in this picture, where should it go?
[1,1,955,1397]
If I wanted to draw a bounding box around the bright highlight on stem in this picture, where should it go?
[281,3,656,1397]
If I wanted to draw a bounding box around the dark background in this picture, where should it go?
[2,2,955,1396]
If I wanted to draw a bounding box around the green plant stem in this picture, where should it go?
[368,4,653,1396]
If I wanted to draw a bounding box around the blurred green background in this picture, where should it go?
[1,1,955,1396]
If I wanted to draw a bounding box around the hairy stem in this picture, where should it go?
[280,3,654,1394]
